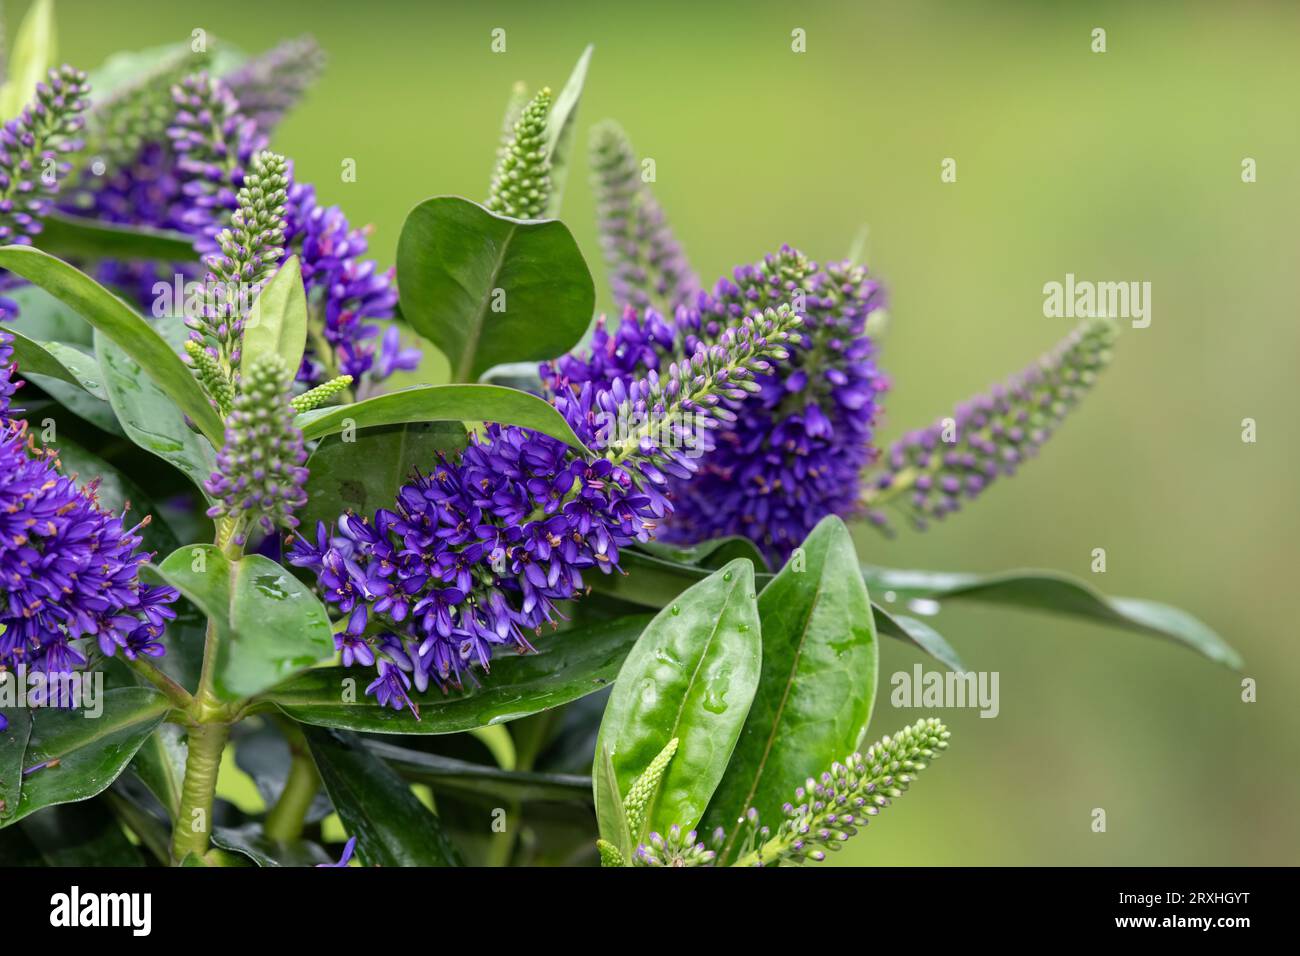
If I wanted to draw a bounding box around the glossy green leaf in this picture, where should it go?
[542,44,594,218]
[33,213,197,263]
[1,688,169,828]
[5,329,107,398]
[241,255,307,379]
[0,0,55,120]
[0,246,223,443]
[637,536,771,572]
[365,739,591,804]
[592,545,956,666]
[211,824,332,867]
[703,517,878,863]
[260,614,652,733]
[148,545,334,702]
[20,799,147,866]
[396,196,595,382]
[595,559,761,839]
[594,744,632,862]
[294,382,589,451]
[4,283,92,346]
[94,328,218,495]
[129,724,187,819]
[22,373,124,435]
[0,708,34,823]
[301,421,468,534]
[860,565,1242,668]
[304,727,461,866]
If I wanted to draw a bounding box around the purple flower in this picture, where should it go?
[221,37,325,133]
[0,329,179,687]
[290,308,801,703]
[316,835,356,868]
[864,317,1116,531]
[546,246,888,563]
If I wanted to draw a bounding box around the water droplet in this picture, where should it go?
[738,624,750,633]
[670,604,680,616]
[723,572,733,582]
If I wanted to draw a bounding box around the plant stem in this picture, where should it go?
[169,719,230,863]
[126,656,194,710]
[263,721,320,843]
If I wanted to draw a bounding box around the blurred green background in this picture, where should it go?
[40,0,1300,864]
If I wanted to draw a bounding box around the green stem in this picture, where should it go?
[169,720,230,863]
[126,656,193,711]
[263,722,320,843]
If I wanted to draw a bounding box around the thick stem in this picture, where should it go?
[169,720,230,863]
[263,722,320,843]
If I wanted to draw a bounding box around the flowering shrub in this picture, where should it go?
[0,7,1238,869]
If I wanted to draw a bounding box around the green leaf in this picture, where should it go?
[33,213,196,263]
[19,799,147,866]
[595,559,761,839]
[94,327,218,495]
[637,536,771,572]
[542,44,594,218]
[860,565,1242,669]
[241,255,307,379]
[396,197,595,382]
[0,246,224,443]
[148,545,334,702]
[364,739,591,804]
[0,0,55,120]
[703,517,878,863]
[211,824,332,867]
[300,421,468,535]
[294,382,589,451]
[0,708,34,823]
[593,744,632,863]
[5,329,107,398]
[259,614,652,733]
[5,284,91,346]
[304,727,461,866]
[0,688,169,828]
[129,724,187,819]
[593,545,957,666]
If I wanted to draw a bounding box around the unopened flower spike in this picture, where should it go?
[863,317,1116,533]
[634,825,717,867]
[288,307,800,708]
[184,339,235,416]
[222,36,326,132]
[589,120,700,314]
[623,737,679,838]
[486,86,552,219]
[291,374,354,412]
[735,718,951,867]
[0,65,90,245]
[596,839,625,868]
[205,353,309,546]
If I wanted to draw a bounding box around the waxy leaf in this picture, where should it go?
[211,824,333,867]
[294,382,589,452]
[396,197,595,382]
[365,740,592,804]
[300,421,468,535]
[241,255,307,379]
[0,688,169,828]
[260,614,652,733]
[20,799,147,866]
[129,724,187,820]
[860,565,1242,668]
[704,517,878,863]
[94,328,218,496]
[34,213,197,263]
[0,0,55,120]
[0,246,224,443]
[594,744,633,862]
[149,545,334,702]
[595,559,761,839]
[5,329,107,398]
[304,727,461,866]
[0,708,34,824]
[542,44,594,218]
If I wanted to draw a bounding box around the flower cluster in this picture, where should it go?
[546,245,887,562]
[485,87,552,220]
[289,307,802,711]
[0,329,178,691]
[205,353,309,546]
[633,825,717,867]
[863,317,1116,532]
[589,120,699,314]
[0,65,90,246]
[221,36,326,133]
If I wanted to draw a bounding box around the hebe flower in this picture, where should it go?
[864,317,1116,532]
[289,307,802,711]
[221,36,325,133]
[546,245,888,563]
[634,825,717,867]
[589,120,699,314]
[0,329,178,687]
[485,87,552,219]
[205,353,310,545]
[0,65,90,246]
